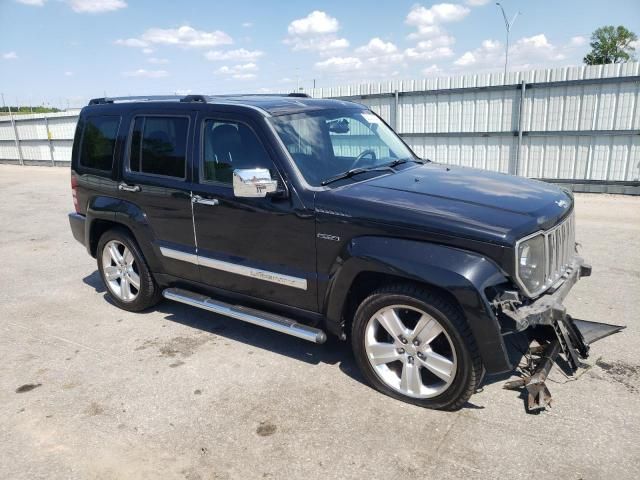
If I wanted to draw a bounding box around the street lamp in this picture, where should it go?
[496,2,521,80]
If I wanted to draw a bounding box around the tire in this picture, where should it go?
[351,284,482,411]
[96,228,162,312]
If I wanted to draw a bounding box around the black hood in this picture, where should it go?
[317,163,573,246]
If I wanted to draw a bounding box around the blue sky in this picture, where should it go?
[1,0,639,108]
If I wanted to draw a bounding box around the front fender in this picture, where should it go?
[324,236,512,374]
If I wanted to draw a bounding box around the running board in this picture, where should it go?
[162,288,327,344]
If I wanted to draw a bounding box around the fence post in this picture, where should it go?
[44,116,55,166]
[1,93,24,165]
[394,90,399,130]
[514,80,526,176]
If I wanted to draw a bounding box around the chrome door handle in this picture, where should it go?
[118,183,141,193]
[192,195,219,206]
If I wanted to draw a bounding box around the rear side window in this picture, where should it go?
[129,116,189,178]
[79,116,120,171]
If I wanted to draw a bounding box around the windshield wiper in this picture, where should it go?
[321,166,394,186]
[384,157,425,168]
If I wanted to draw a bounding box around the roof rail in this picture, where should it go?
[180,94,208,103]
[206,93,312,99]
[88,95,208,106]
[87,92,311,106]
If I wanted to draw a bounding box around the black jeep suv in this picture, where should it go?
[69,93,597,410]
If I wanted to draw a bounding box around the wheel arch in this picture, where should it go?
[323,236,512,374]
[85,196,163,272]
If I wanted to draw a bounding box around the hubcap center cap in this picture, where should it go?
[402,342,418,357]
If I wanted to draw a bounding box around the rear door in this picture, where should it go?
[190,112,318,311]
[118,110,199,281]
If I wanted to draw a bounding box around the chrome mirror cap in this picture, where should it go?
[233,168,278,198]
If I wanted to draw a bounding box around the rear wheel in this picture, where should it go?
[97,229,161,312]
[351,284,481,410]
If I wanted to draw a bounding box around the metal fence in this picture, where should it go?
[1,62,639,193]
[0,110,78,167]
[309,62,640,194]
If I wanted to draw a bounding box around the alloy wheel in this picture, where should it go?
[101,240,140,302]
[364,304,457,399]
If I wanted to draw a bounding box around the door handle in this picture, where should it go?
[118,183,141,193]
[192,195,219,206]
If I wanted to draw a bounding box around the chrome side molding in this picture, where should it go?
[162,288,327,344]
[158,246,308,290]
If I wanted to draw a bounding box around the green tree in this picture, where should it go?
[583,26,637,65]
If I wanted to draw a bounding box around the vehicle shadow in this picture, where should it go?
[82,270,526,411]
[82,271,364,382]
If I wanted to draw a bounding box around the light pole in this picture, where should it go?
[496,3,521,80]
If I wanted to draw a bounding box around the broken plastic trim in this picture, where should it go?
[504,317,625,412]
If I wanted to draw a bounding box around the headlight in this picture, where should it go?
[516,234,546,297]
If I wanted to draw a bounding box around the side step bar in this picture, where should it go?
[162,288,327,344]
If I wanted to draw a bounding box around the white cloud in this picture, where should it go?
[231,73,257,80]
[355,38,398,57]
[2,51,18,60]
[216,63,258,80]
[64,71,74,76]
[286,36,349,54]
[422,64,443,76]
[569,35,587,47]
[141,26,232,48]
[454,39,501,66]
[142,48,154,55]
[352,38,404,67]
[217,63,258,74]
[115,38,148,48]
[16,0,46,6]
[116,25,233,50]
[454,51,477,66]
[17,0,129,12]
[406,3,470,38]
[404,35,455,61]
[122,69,168,78]
[315,56,363,72]
[406,46,454,61]
[67,0,127,13]
[242,22,253,28]
[285,11,347,54]
[147,57,169,64]
[465,0,491,6]
[288,11,338,35]
[453,34,569,71]
[204,48,263,62]
[513,34,566,62]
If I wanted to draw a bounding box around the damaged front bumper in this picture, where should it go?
[500,258,624,411]
[503,256,592,333]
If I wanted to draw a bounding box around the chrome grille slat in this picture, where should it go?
[544,211,575,288]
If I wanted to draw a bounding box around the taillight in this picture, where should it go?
[71,173,80,213]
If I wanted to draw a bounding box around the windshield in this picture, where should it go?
[269,108,416,187]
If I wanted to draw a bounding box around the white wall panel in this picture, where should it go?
[2,64,639,183]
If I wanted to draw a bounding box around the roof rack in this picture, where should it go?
[88,92,311,106]
[88,95,208,106]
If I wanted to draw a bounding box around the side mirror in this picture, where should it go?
[233,168,278,198]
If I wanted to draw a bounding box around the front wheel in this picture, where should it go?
[351,284,482,410]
